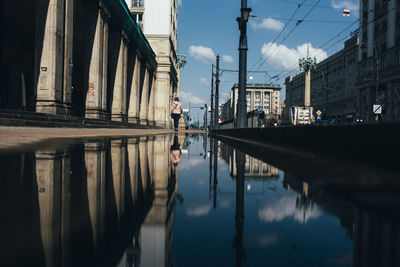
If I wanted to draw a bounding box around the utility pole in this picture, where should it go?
[215,55,220,129]
[204,104,208,129]
[188,102,191,130]
[299,44,317,106]
[210,65,214,129]
[374,46,381,121]
[236,1,251,128]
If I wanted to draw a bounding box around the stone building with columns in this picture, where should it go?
[127,0,180,128]
[0,0,165,126]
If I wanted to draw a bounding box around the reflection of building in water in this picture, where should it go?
[283,172,400,266]
[136,135,178,267]
[0,135,177,266]
[119,134,178,267]
[220,144,279,180]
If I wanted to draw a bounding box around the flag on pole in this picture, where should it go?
[343,9,350,16]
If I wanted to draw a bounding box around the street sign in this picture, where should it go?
[373,104,382,114]
[258,105,263,111]
[343,9,350,16]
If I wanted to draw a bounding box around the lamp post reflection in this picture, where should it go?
[213,137,218,209]
[233,149,246,266]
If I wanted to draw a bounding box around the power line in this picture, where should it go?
[251,14,356,24]
[249,0,307,72]
[278,0,359,11]
[271,7,395,82]
[253,0,322,72]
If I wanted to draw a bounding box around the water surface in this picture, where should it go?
[1,134,399,267]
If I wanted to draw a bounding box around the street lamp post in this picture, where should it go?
[210,65,215,129]
[215,55,220,129]
[236,1,251,128]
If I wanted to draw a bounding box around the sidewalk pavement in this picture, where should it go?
[0,126,205,153]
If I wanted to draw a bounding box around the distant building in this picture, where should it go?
[356,0,400,122]
[221,83,281,122]
[285,32,359,122]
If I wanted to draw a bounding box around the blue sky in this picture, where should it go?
[177,0,359,122]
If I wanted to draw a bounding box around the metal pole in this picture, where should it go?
[375,46,380,121]
[215,55,220,129]
[211,65,214,129]
[233,149,245,265]
[205,104,208,129]
[189,102,191,130]
[237,0,249,128]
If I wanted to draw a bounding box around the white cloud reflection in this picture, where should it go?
[258,195,321,224]
[186,202,212,217]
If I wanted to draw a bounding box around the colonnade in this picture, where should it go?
[1,0,170,126]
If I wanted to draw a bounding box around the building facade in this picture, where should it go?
[356,0,400,122]
[127,0,180,128]
[285,32,359,122]
[221,83,281,122]
[1,0,159,125]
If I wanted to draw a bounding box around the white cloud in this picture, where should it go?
[250,18,284,31]
[186,202,212,217]
[180,91,206,105]
[258,195,321,224]
[178,0,182,6]
[260,42,327,71]
[222,55,234,63]
[188,45,216,63]
[200,77,209,86]
[331,0,358,12]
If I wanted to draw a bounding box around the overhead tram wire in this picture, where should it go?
[253,0,322,72]
[272,7,396,81]
[250,14,356,24]
[248,0,307,72]
[278,0,360,11]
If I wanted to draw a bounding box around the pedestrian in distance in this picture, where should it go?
[170,96,183,131]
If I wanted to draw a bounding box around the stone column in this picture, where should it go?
[111,140,126,221]
[154,75,169,128]
[63,0,74,114]
[147,72,156,125]
[139,67,150,125]
[128,55,141,123]
[86,8,105,118]
[111,32,128,122]
[305,69,311,107]
[35,0,65,114]
[85,5,110,119]
[101,9,109,115]
[127,138,140,206]
[85,142,106,249]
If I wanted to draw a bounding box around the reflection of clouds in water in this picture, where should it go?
[247,233,279,248]
[197,177,207,185]
[186,202,212,217]
[180,158,205,170]
[219,199,231,208]
[258,195,321,223]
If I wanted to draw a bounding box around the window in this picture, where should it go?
[132,0,143,7]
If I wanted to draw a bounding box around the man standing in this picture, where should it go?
[170,97,183,131]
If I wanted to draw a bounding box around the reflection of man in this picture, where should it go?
[170,135,181,165]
